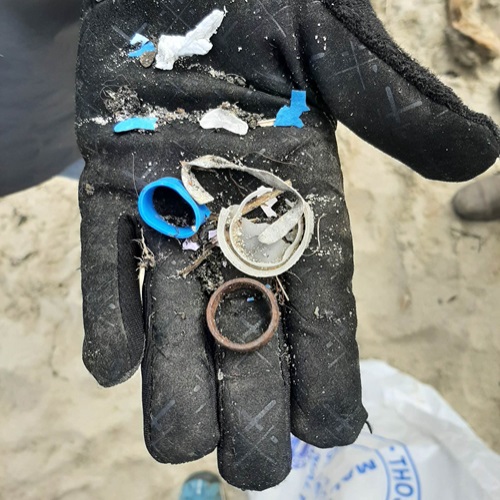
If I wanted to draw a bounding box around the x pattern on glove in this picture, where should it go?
[76,0,500,491]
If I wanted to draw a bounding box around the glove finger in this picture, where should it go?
[79,177,145,387]
[214,272,291,491]
[283,152,367,448]
[141,229,219,464]
[300,0,500,181]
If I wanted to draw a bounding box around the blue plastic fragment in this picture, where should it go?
[138,178,211,239]
[128,33,155,58]
[114,117,157,133]
[128,41,155,58]
[274,90,310,129]
[247,297,255,303]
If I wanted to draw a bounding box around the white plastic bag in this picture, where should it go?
[250,360,500,499]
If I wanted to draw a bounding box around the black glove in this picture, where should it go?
[76,0,500,491]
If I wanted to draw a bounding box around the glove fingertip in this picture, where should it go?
[291,403,368,449]
[82,335,145,387]
[145,428,219,465]
[218,451,291,492]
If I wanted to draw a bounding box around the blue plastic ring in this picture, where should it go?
[138,178,211,239]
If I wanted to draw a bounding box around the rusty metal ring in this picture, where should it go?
[206,278,280,353]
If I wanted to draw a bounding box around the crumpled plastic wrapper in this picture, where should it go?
[156,9,225,70]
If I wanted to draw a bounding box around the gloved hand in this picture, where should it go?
[76,0,500,491]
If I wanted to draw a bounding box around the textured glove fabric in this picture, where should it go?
[76,0,500,491]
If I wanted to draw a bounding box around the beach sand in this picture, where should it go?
[1,0,499,497]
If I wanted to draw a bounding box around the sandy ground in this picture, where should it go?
[1,0,499,498]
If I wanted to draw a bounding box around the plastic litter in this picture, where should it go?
[128,34,156,58]
[182,239,201,252]
[138,177,210,239]
[199,108,249,136]
[274,90,310,129]
[114,117,157,133]
[206,278,280,352]
[248,186,278,218]
[250,360,500,500]
[261,196,278,218]
[257,118,276,128]
[181,155,314,277]
[156,9,226,71]
[130,34,148,46]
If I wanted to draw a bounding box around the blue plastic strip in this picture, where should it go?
[138,178,211,239]
[274,90,310,128]
[114,117,157,133]
[128,41,155,58]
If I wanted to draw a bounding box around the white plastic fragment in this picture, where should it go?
[254,186,272,198]
[261,197,278,218]
[258,118,276,127]
[130,34,149,46]
[156,9,226,70]
[252,186,278,217]
[180,156,314,277]
[181,163,215,206]
[199,108,249,136]
[182,239,201,252]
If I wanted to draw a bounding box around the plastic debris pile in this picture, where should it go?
[89,8,317,283]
